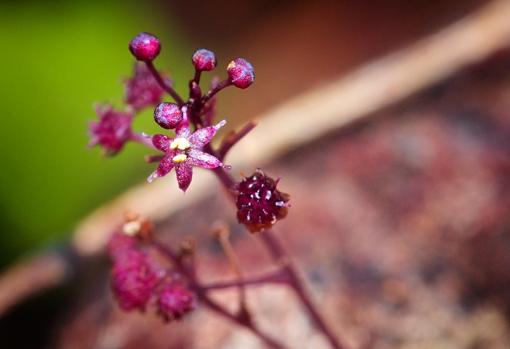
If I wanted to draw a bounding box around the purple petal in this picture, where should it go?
[152,134,171,152]
[175,162,193,191]
[188,149,222,169]
[189,120,226,149]
[147,156,174,182]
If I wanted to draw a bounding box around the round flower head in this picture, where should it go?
[154,102,183,129]
[89,105,133,156]
[111,249,158,311]
[129,32,161,62]
[192,49,217,71]
[227,58,255,89]
[236,170,290,233]
[157,283,195,321]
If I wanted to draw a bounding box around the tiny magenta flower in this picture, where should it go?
[89,104,133,156]
[125,63,168,111]
[129,32,161,62]
[192,49,217,72]
[154,102,183,129]
[148,108,226,191]
[236,170,290,233]
[111,249,158,311]
[227,58,255,89]
[157,283,195,321]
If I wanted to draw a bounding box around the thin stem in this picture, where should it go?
[145,61,185,106]
[261,233,346,349]
[203,79,231,103]
[152,240,286,349]
[200,295,287,349]
[215,226,249,313]
[193,69,202,86]
[204,160,347,349]
[202,271,288,291]
[218,121,257,160]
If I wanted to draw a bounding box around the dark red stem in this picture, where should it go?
[199,295,287,349]
[260,232,346,349]
[152,240,286,349]
[199,150,347,349]
[218,121,257,160]
[145,61,185,106]
[202,270,288,290]
[203,79,231,102]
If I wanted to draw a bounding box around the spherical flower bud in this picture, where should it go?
[192,49,217,71]
[154,102,183,129]
[129,32,161,62]
[236,170,290,233]
[227,58,255,89]
[157,283,195,321]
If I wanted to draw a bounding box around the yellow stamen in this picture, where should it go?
[170,137,191,150]
[172,153,187,163]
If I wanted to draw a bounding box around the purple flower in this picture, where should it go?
[111,248,159,311]
[89,105,133,156]
[125,63,168,111]
[157,283,195,321]
[148,108,226,191]
[236,170,290,233]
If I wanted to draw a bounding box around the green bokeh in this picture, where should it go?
[0,1,191,264]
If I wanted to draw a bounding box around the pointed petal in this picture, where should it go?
[189,120,226,149]
[188,149,222,169]
[152,134,171,152]
[147,156,174,183]
[175,162,193,191]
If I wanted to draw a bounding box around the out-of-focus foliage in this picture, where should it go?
[0,1,191,264]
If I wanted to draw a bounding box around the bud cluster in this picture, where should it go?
[107,225,195,321]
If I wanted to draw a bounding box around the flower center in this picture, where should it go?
[170,138,191,150]
[172,153,188,163]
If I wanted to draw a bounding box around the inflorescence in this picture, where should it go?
[90,32,290,324]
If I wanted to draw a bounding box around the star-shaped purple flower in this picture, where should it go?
[148,111,226,191]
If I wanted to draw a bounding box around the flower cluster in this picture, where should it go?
[89,32,255,192]
[88,105,133,156]
[107,218,195,320]
[93,33,294,330]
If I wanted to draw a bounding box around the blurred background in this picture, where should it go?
[2,0,510,348]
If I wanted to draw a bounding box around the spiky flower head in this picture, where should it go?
[236,170,290,233]
[89,105,133,156]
